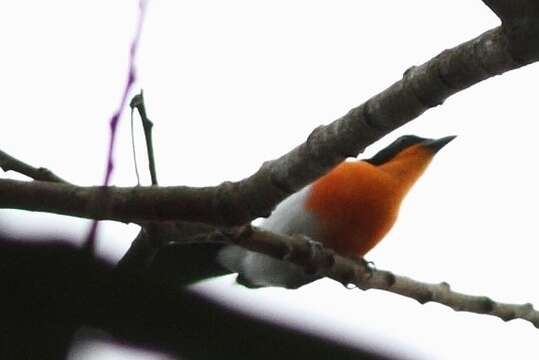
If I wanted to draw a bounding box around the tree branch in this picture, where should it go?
[482,0,539,64]
[358,270,539,328]
[2,1,539,329]
[0,149,68,184]
[205,225,539,328]
[2,15,538,226]
[2,145,536,328]
[130,89,158,186]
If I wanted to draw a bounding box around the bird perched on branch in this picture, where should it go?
[218,135,456,288]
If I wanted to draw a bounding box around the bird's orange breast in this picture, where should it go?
[305,161,401,256]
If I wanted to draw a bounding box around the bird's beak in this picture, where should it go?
[424,135,457,153]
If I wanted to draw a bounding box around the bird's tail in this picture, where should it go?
[217,245,320,289]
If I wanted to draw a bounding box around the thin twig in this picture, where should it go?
[130,105,141,186]
[117,90,163,274]
[130,89,158,186]
[0,149,68,184]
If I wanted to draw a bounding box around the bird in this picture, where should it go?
[217,134,456,289]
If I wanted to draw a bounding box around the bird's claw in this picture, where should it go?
[361,258,376,278]
[341,257,376,289]
[304,235,324,255]
[348,255,376,278]
[293,235,328,275]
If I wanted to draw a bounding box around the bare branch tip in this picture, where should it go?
[130,89,144,109]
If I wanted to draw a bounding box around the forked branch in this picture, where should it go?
[0,19,538,226]
[1,0,538,330]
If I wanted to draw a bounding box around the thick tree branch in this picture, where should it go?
[2,2,538,330]
[3,147,536,328]
[4,4,538,357]
[482,0,539,64]
[1,17,538,226]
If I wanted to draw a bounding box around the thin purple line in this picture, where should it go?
[86,0,148,251]
[103,0,147,186]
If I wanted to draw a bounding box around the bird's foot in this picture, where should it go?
[349,255,376,278]
[304,235,324,255]
[362,259,376,278]
[291,235,333,275]
[340,257,376,289]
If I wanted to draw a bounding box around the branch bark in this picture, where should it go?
[1,0,539,330]
[0,149,68,184]
[482,0,539,64]
[208,225,539,328]
[2,13,539,226]
[3,144,538,328]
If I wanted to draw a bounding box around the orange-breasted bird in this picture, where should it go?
[217,135,456,288]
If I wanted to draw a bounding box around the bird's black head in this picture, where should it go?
[364,135,456,165]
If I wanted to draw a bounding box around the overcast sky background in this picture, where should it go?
[2,1,539,359]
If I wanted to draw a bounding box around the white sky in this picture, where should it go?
[2,1,539,359]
